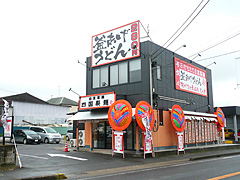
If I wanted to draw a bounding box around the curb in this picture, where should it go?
[189,151,240,161]
[15,173,67,180]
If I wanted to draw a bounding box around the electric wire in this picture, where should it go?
[139,21,153,42]
[188,31,240,59]
[151,0,204,58]
[152,0,210,60]
[195,49,240,62]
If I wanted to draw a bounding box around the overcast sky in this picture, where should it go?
[0,0,240,107]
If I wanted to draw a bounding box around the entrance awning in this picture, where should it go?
[169,109,218,122]
[67,108,136,121]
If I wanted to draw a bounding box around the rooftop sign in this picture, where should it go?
[91,20,140,67]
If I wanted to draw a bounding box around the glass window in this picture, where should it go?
[110,65,118,85]
[100,66,108,87]
[157,65,161,80]
[129,59,141,82]
[119,62,128,84]
[93,69,100,88]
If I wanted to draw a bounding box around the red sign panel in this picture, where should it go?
[175,58,208,97]
[91,21,140,67]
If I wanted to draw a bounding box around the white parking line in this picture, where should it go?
[20,154,49,160]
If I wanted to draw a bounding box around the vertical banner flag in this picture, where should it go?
[1,99,12,138]
[135,101,155,158]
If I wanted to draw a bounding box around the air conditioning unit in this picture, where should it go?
[79,130,85,146]
[70,139,76,147]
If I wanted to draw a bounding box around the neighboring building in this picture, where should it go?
[220,106,240,141]
[69,21,220,151]
[0,93,70,125]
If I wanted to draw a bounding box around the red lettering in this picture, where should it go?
[131,23,137,32]
[131,32,137,40]
[132,49,138,56]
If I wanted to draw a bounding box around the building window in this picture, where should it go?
[93,69,100,88]
[93,59,141,88]
[100,66,108,87]
[110,65,118,86]
[157,65,162,80]
[119,62,128,84]
[129,59,141,82]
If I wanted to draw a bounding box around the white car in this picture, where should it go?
[66,129,73,141]
[30,126,61,144]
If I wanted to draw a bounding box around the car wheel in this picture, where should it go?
[23,139,27,144]
[44,138,49,144]
[56,142,59,144]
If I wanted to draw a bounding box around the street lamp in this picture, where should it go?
[174,44,186,53]
[69,88,80,97]
[205,61,216,68]
[191,54,201,62]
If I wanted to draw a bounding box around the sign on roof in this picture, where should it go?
[91,20,140,67]
[175,57,208,97]
[79,92,116,110]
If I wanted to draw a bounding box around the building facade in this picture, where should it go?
[70,21,220,152]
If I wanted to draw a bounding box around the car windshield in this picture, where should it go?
[45,127,57,133]
[24,130,37,135]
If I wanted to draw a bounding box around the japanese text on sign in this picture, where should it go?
[91,21,140,67]
[175,58,208,97]
[79,92,116,110]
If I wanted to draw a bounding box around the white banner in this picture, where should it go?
[175,57,207,97]
[91,21,140,67]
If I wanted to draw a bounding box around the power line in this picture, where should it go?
[195,49,240,62]
[152,0,210,60]
[139,21,153,42]
[188,31,240,58]
[151,0,204,58]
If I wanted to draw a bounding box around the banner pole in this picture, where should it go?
[12,134,22,168]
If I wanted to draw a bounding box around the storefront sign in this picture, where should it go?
[91,21,140,67]
[175,58,207,97]
[143,132,154,159]
[113,131,124,154]
[216,107,225,127]
[108,100,132,131]
[79,92,116,110]
[135,101,155,131]
[177,131,185,155]
[171,104,185,132]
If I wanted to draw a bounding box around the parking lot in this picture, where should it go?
[1,140,144,180]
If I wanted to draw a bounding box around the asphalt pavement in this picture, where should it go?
[1,141,240,180]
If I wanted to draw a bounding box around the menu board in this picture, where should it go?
[210,123,212,141]
[185,122,188,144]
[192,121,195,143]
[215,124,218,140]
[207,123,210,141]
[195,121,199,143]
[199,121,202,142]
[188,121,192,143]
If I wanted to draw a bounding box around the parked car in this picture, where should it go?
[30,126,61,144]
[220,128,234,138]
[13,129,41,144]
[233,129,240,139]
[66,129,73,141]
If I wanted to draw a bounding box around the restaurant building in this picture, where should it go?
[69,21,222,152]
